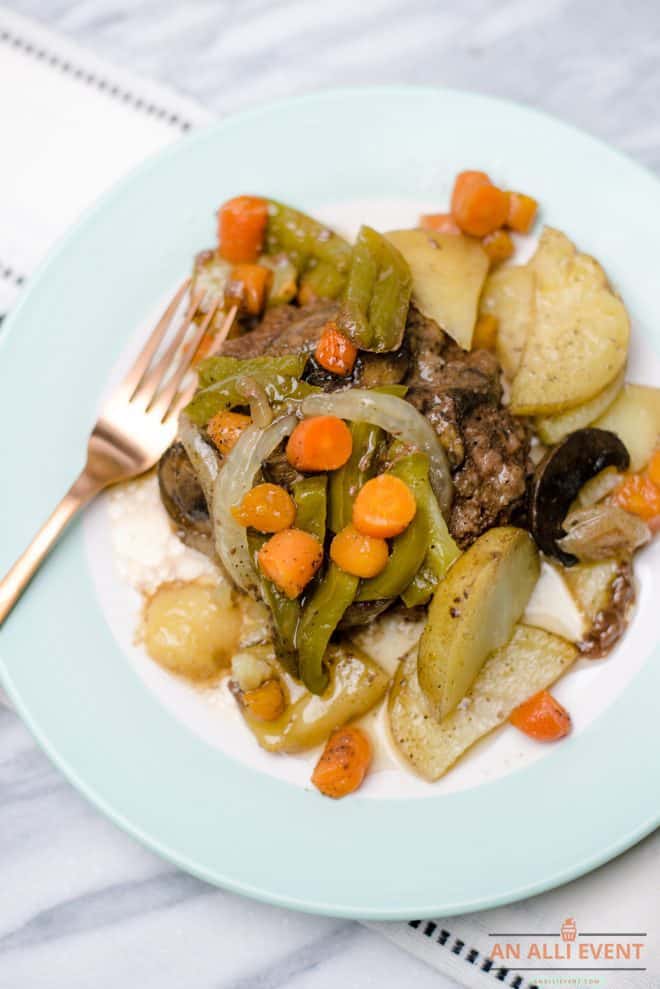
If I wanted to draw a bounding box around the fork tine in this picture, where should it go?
[135,288,205,407]
[123,278,191,398]
[154,301,239,423]
[200,304,239,360]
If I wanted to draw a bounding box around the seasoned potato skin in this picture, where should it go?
[390,625,577,781]
[417,527,539,720]
[238,644,388,753]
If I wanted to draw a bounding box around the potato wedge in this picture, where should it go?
[563,557,634,657]
[479,265,535,378]
[510,228,630,415]
[417,527,540,720]
[593,383,660,471]
[239,643,388,753]
[389,626,577,781]
[386,229,489,349]
[535,369,625,446]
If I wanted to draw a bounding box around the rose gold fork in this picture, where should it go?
[0,281,237,626]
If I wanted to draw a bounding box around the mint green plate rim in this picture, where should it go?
[1,86,658,920]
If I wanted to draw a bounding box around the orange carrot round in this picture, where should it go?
[352,473,417,538]
[615,473,660,520]
[218,195,269,264]
[315,322,358,377]
[506,191,538,234]
[207,410,252,455]
[225,263,272,315]
[311,726,372,798]
[257,528,323,598]
[241,679,286,721]
[232,483,296,533]
[510,690,571,742]
[451,171,508,237]
[286,416,353,472]
[420,212,461,235]
[482,229,515,265]
[330,524,389,578]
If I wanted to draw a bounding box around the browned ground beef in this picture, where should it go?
[223,301,409,390]
[405,306,530,547]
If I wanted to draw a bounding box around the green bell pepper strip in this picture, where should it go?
[197,354,306,389]
[355,453,430,602]
[185,372,318,426]
[292,475,327,543]
[248,533,299,676]
[368,239,412,351]
[265,201,352,274]
[296,563,359,695]
[328,421,383,534]
[400,467,461,607]
[337,226,381,347]
[337,225,412,352]
[299,259,346,301]
[400,566,435,608]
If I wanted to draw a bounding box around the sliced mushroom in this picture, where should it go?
[529,428,630,565]
[158,442,215,557]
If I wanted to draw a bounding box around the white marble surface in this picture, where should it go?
[3,1,660,987]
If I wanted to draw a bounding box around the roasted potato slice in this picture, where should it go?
[535,370,625,446]
[389,625,577,781]
[479,265,535,378]
[593,383,660,471]
[386,229,489,349]
[238,643,388,753]
[563,557,635,658]
[418,527,539,720]
[510,228,630,416]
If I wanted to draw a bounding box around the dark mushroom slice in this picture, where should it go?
[528,428,630,565]
[158,442,216,557]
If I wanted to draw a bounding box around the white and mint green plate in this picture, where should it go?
[1,87,659,920]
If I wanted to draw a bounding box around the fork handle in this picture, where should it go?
[0,471,102,627]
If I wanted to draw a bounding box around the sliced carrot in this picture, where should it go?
[311,726,372,799]
[352,473,417,538]
[482,229,515,265]
[330,524,389,578]
[241,679,286,721]
[420,212,461,235]
[506,191,538,234]
[647,449,660,486]
[472,313,499,351]
[510,690,571,742]
[257,528,323,598]
[207,410,252,455]
[315,321,358,377]
[286,416,353,472]
[232,483,296,533]
[225,263,272,316]
[451,171,508,237]
[615,473,660,521]
[218,195,269,264]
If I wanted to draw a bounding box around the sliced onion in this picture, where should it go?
[212,414,297,592]
[301,390,452,516]
[236,374,273,428]
[558,504,650,562]
[178,412,221,509]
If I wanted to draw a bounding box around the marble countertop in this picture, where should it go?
[2,1,660,987]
